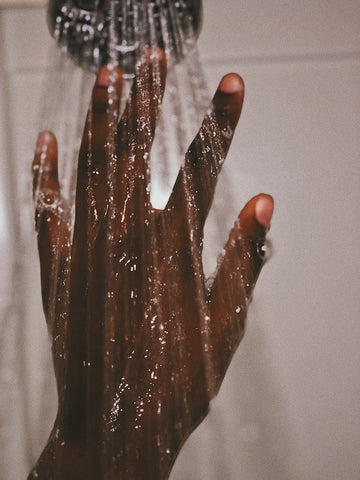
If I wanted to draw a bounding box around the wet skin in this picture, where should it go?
[29,50,273,479]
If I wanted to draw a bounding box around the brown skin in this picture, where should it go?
[29,49,273,479]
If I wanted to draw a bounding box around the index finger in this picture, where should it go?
[166,74,244,235]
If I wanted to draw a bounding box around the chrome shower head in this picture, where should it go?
[47,0,202,75]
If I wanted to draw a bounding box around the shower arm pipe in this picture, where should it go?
[47,0,203,73]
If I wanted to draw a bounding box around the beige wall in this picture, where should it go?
[0,2,359,479]
[0,0,45,6]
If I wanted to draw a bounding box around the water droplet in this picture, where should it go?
[257,238,273,261]
[221,124,234,140]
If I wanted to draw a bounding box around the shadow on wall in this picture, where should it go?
[172,309,300,480]
[0,11,56,478]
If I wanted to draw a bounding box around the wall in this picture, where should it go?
[0,2,359,479]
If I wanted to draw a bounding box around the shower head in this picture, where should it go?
[47,0,203,75]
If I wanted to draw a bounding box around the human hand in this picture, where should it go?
[29,49,273,479]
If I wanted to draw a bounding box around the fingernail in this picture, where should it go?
[146,46,162,62]
[36,131,52,154]
[255,195,274,230]
[96,65,112,87]
[96,65,122,87]
[219,73,244,94]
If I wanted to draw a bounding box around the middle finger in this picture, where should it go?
[115,48,167,218]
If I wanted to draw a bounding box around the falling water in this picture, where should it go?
[24,1,269,479]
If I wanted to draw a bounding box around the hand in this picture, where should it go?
[29,49,273,479]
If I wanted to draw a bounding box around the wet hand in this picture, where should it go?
[30,49,273,479]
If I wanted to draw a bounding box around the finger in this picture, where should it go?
[74,65,123,238]
[116,48,167,206]
[33,131,70,321]
[208,193,274,389]
[239,193,274,240]
[117,47,167,154]
[33,131,60,199]
[166,73,245,233]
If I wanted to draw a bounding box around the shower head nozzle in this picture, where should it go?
[47,0,203,75]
